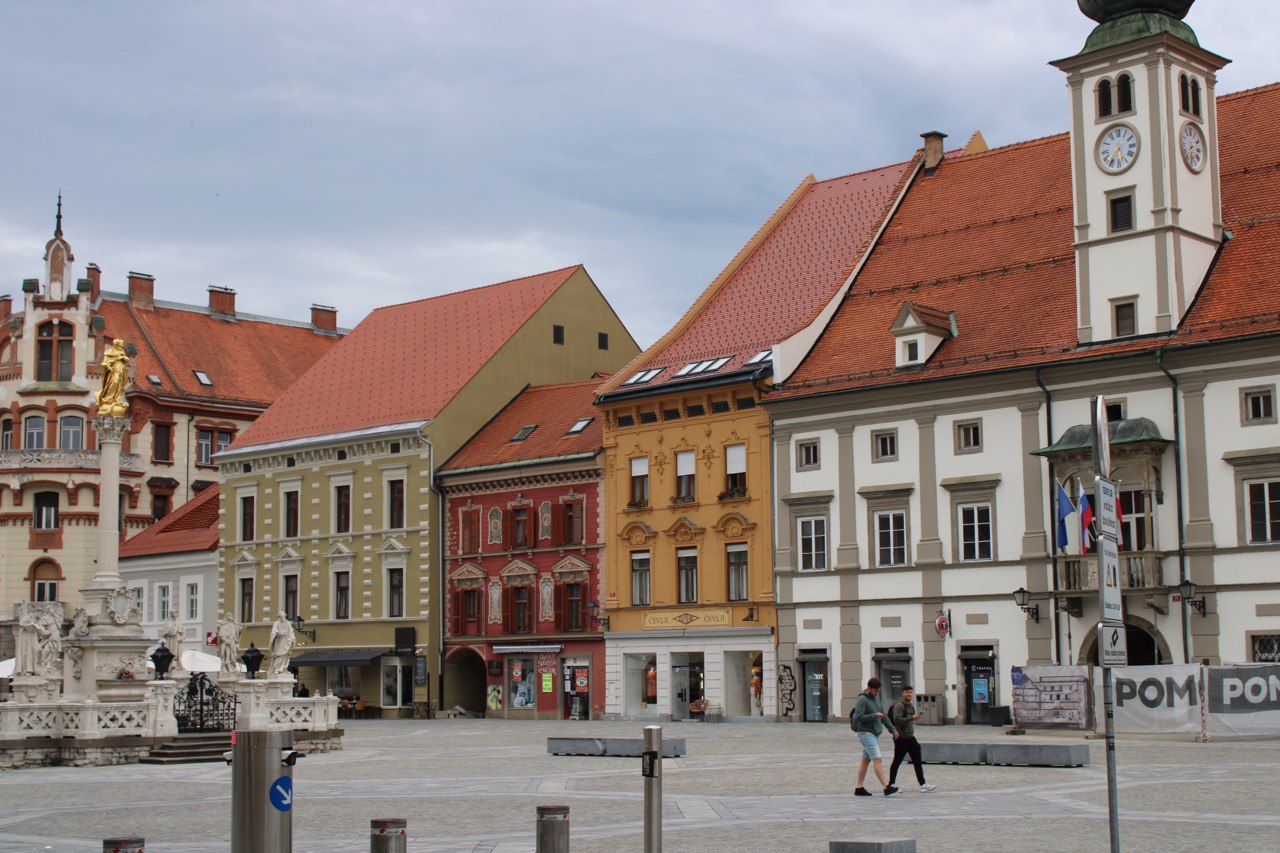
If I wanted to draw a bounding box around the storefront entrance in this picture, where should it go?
[960,646,996,725]
[562,658,592,720]
[670,652,705,721]
[874,647,912,702]
[799,653,829,722]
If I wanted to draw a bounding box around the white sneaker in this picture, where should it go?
[920,784,938,793]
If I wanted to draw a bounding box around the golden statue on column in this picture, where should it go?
[95,338,131,417]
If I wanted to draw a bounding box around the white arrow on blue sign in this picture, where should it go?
[269,776,293,812]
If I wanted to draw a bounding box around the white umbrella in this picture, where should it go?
[0,658,13,678]
[144,648,225,674]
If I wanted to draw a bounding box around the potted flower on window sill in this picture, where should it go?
[717,487,748,502]
[626,499,650,510]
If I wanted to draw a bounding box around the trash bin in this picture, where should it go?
[989,705,1012,726]
[916,693,946,726]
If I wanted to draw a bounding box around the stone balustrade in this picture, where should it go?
[0,448,144,472]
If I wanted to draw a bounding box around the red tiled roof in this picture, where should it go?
[440,377,604,473]
[598,158,914,396]
[98,300,339,409]
[119,485,220,559]
[234,266,581,448]
[776,84,1280,399]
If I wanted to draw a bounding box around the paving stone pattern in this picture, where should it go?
[0,720,1276,851]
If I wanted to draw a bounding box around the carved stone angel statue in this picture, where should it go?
[161,612,187,670]
[217,612,242,673]
[267,612,296,677]
[95,338,131,417]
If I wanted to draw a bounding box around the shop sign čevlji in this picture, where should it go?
[641,608,732,630]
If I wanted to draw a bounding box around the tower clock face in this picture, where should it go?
[1181,123,1206,173]
[1097,125,1139,174]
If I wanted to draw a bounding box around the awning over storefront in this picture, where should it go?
[291,648,389,667]
[492,644,563,654]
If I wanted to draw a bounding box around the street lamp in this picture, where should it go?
[241,643,264,679]
[1176,578,1206,617]
[1012,587,1040,623]
[289,614,316,642]
[149,642,175,680]
[586,600,610,630]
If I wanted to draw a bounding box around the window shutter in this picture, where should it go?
[526,512,537,549]
[504,510,514,551]
[502,586,514,633]
[572,503,584,545]
[450,591,461,635]
[676,451,694,477]
[726,444,746,475]
[552,504,565,546]
[631,457,648,477]
[553,583,565,631]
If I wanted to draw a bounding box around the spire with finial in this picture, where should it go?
[54,193,63,238]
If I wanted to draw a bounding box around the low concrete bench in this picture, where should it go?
[919,742,988,765]
[985,742,1089,767]
[547,737,686,758]
[830,840,916,853]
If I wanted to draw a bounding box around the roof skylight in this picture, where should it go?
[566,417,593,435]
[623,367,664,386]
[746,349,772,365]
[147,374,162,385]
[511,425,537,442]
[674,356,733,378]
[193,370,212,386]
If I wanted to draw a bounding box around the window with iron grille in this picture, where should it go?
[1253,634,1280,663]
[387,568,404,618]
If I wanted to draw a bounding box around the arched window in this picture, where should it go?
[36,321,74,383]
[23,415,46,449]
[59,415,84,450]
[33,491,59,530]
[1097,78,1113,118]
[0,419,11,451]
[1180,73,1191,113]
[1191,78,1202,117]
[30,561,60,602]
[1116,74,1133,114]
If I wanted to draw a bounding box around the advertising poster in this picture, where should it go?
[1011,665,1092,730]
[1207,664,1280,737]
[1109,665,1201,734]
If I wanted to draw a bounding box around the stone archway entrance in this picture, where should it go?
[1079,615,1171,666]
[443,647,487,715]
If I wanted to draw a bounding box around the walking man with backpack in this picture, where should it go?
[889,685,938,792]
[851,677,898,797]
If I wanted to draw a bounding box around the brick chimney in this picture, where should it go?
[86,263,101,302]
[921,131,949,172]
[0,295,10,324]
[208,285,237,317]
[128,272,155,309]
[311,304,338,334]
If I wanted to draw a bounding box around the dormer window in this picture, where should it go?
[36,321,74,382]
[904,340,920,363]
[193,370,213,386]
[890,301,952,368]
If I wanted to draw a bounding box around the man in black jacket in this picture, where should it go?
[888,685,937,792]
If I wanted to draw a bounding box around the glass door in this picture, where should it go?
[802,659,829,722]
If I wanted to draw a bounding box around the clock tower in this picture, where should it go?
[1052,0,1228,343]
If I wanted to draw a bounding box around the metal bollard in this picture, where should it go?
[535,805,570,853]
[103,839,144,853]
[643,725,662,853]
[231,729,299,853]
[370,818,407,853]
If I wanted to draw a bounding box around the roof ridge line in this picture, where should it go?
[814,157,917,186]
[1216,80,1280,102]
[369,264,582,314]
[947,131,1070,162]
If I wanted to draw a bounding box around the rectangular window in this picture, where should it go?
[724,443,747,495]
[675,450,696,500]
[334,485,351,534]
[186,582,199,621]
[905,340,920,363]
[552,324,565,345]
[284,491,300,538]
[24,417,45,450]
[514,586,532,633]
[283,574,299,620]
[1243,387,1276,426]
[598,332,609,350]
[564,582,584,631]
[157,584,172,621]
[388,479,405,529]
[677,547,698,604]
[334,571,351,619]
[1,420,11,450]
[215,430,232,454]
[1119,489,1151,551]
[1109,194,1135,233]
[798,516,828,571]
[1253,634,1280,663]
[59,417,83,450]
[630,457,649,506]
[631,551,651,606]
[460,588,480,634]
[872,429,898,462]
[796,440,820,471]
[34,492,59,530]
[196,429,214,465]
[560,501,584,545]
[955,421,982,454]
[1106,400,1126,422]
[239,577,254,624]
[152,493,171,520]
[153,423,173,462]
[511,507,532,549]
[34,578,58,602]
[387,568,404,618]
[727,543,749,602]
[1114,300,1137,337]
[239,495,255,542]
[958,503,993,562]
[874,510,908,567]
[1247,480,1280,544]
[461,508,480,554]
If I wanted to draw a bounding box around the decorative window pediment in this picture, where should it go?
[377,538,409,555]
[664,516,705,544]
[551,555,592,584]
[619,520,657,547]
[324,542,353,559]
[500,558,537,586]
[451,562,487,590]
[713,511,757,539]
[277,546,302,562]
[231,550,259,568]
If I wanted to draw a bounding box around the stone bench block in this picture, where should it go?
[919,741,988,765]
[984,742,1089,767]
[830,839,917,853]
[547,737,686,757]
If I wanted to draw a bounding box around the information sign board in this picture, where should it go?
[1099,537,1123,623]
[1100,622,1129,668]
[1097,476,1119,541]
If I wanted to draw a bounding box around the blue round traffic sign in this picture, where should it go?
[269,776,293,812]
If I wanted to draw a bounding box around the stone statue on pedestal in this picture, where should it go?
[15,607,62,677]
[95,338,131,417]
[267,612,296,677]
[160,613,187,673]
[217,612,241,673]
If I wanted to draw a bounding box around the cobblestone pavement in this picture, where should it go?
[0,720,1276,851]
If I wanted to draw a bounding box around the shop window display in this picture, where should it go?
[510,658,536,709]
[624,653,659,717]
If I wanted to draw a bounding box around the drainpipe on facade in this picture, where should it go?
[1035,368,1062,665]
[1155,349,1191,664]
[416,424,441,715]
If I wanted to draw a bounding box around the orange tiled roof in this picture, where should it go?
[234,266,582,449]
[98,299,339,409]
[119,485,220,559]
[440,377,604,474]
[776,84,1280,399]
[598,158,915,397]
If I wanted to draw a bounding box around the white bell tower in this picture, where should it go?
[1052,0,1229,343]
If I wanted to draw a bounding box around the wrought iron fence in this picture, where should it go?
[173,673,238,733]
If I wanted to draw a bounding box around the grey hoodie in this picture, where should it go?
[851,691,897,736]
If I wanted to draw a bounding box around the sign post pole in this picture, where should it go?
[1093,395,1123,853]
[642,725,662,853]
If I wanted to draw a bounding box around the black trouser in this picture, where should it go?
[889,735,926,786]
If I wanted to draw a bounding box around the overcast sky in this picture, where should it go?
[3,1,1279,347]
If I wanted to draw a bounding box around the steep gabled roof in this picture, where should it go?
[440,377,604,474]
[119,485,220,559]
[97,297,339,409]
[597,158,914,398]
[775,83,1280,399]
[233,266,582,449]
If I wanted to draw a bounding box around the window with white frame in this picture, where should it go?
[872,429,898,462]
[1119,489,1152,551]
[24,416,45,449]
[334,571,351,619]
[957,503,993,562]
[59,416,84,450]
[1242,386,1276,426]
[1246,479,1280,544]
[874,510,908,567]
[677,547,698,604]
[726,543,749,602]
[724,444,747,495]
[629,457,649,506]
[33,492,59,530]
[955,421,982,454]
[631,551,651,606]
[798,516,828,571]
[156,584,172,621]
[186,582,200,621]
[282,574,299,620]
[675,451,696,500]
[796,440,820,471]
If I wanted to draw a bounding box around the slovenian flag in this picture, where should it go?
[1054,480,1074,553]
[1078,482,1094,553]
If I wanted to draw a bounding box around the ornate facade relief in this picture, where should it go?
[487,578,502,624]
[539,574,554,622]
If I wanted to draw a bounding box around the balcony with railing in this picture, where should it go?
[1056,551,1166,594]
